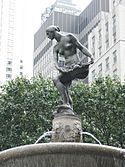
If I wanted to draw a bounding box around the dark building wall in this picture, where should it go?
[79,0,109,33]
[101,0,109,12]
[34,13,53,51]
[54,11,79,34]
[34,41,52,66]
[34,12,79,52]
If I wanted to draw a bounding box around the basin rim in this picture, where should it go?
[0,143,125,162]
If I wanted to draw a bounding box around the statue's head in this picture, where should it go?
[46,25,60,40]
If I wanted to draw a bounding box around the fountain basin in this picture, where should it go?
[0,143,125,167]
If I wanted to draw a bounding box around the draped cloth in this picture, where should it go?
[59,64,90,85]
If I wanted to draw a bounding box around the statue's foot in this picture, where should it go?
[53,104,74,116]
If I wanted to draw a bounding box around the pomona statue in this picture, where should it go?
[46,25,94,114]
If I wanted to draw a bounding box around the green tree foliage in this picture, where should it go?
[72,77,125,148]
[0,76,125,151]
[0,77,58,151]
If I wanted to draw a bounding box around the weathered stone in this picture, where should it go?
[0,143,125,167]
[52,114,82,142]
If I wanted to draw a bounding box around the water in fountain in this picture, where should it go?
[0,130,125,167]
[34,131,54,144]
[81,132,102,145]
[34,131,102,145]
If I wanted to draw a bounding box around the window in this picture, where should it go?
[113,32,116,43]
[113,68,117,79]
[92,35,95,59]
[98,29,102,53]
[105,22,109,49]
[20,66,23,69]
[105,22,109,32]
[98,46,102,56]
[6,74,12,79]
[112,15,116,27]
[92,69,96,82]
[98,63,102,76]
[93,52,95,60]
[113,50,117,64]
[105,39,109,49]
[113,0,115,6]
[105,57,109,71]
[92,35,95,48]
[113,25,116,34]
[6,67,12,72]
[98,29,102,42]
[112,15,116,43]
[7,60,12,66]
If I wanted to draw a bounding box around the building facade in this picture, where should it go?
[0,0,23,84]
[88,0,125,84]
[33,0,125,84]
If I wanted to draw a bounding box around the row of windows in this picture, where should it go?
[92,67,118,81]
[34,41,52,65]
[91,14,117,59]
[6,59,13,80]
[91,50,117,81]
[6,60,13,79]
[112,0,122,7]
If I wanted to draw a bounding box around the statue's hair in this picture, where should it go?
[46,25,60,32]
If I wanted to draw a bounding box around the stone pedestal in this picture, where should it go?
[52,105,82,142]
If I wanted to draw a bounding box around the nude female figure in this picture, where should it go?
[46,25,94,108]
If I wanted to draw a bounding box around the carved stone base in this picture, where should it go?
[52,114,82,142]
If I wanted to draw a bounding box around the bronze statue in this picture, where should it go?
[46,25,94,109]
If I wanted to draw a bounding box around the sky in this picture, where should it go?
[16,0,92,78]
